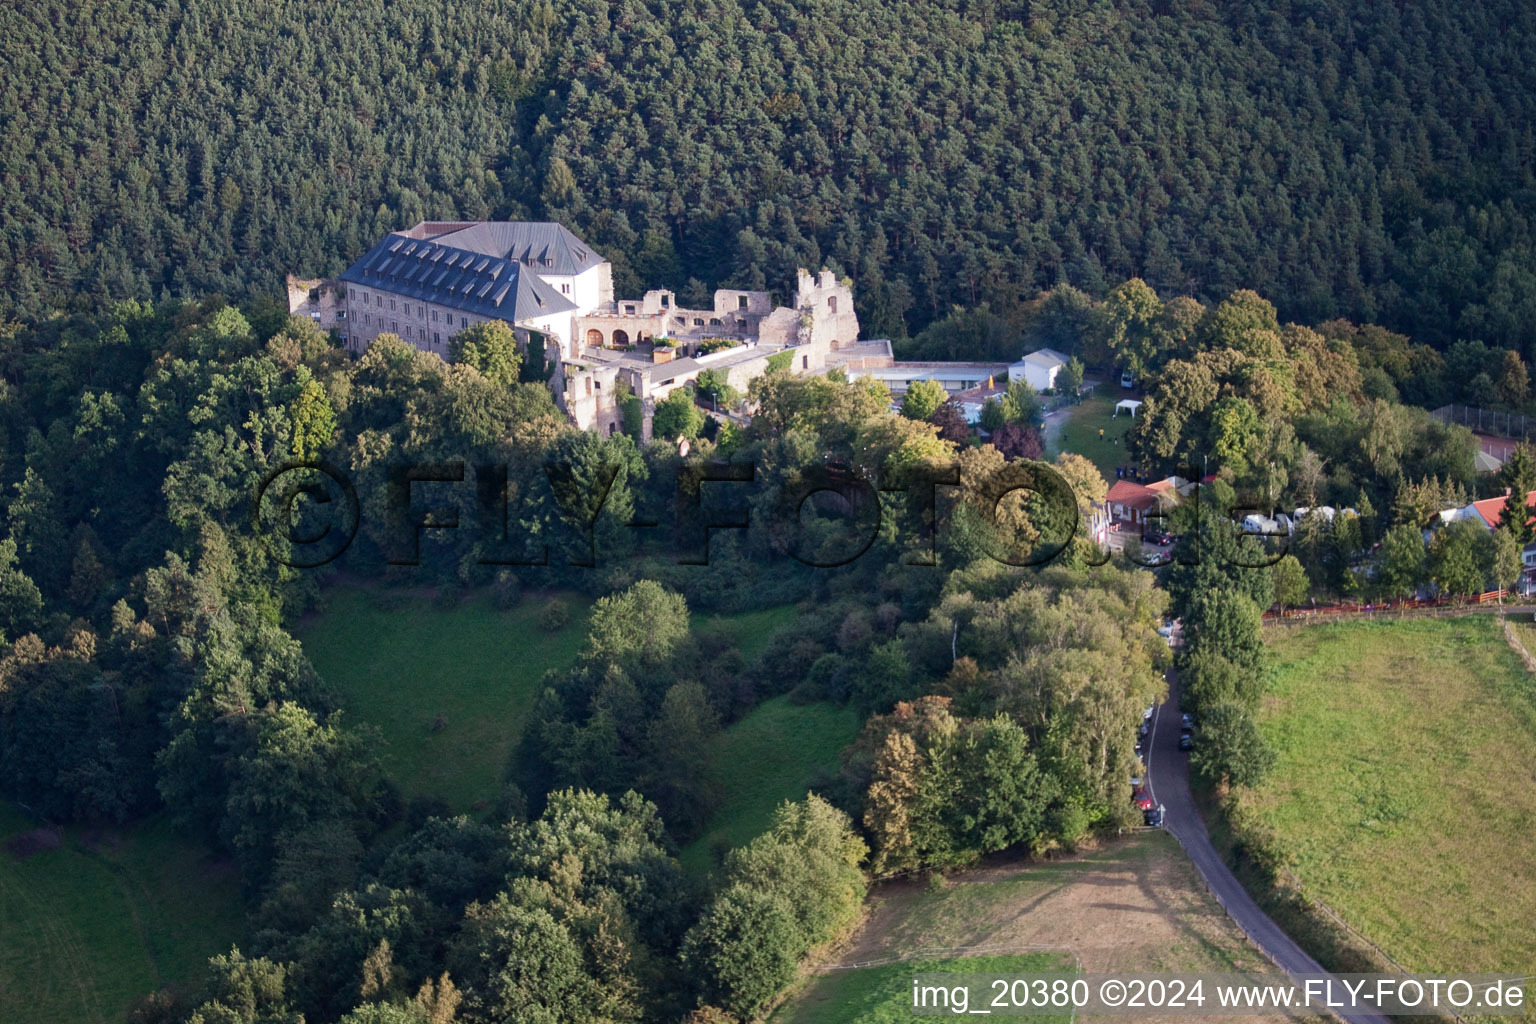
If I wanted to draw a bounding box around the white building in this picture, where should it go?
[1010,347,1069,391]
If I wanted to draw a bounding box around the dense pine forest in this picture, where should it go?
[6,3,1536,1022]
[7,0,1536,350]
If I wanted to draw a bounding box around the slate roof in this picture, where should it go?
[339,230,578,323]
[406,221,606,276]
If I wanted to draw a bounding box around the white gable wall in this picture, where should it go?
[1010,359,1060,391]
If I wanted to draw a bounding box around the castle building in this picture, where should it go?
[331,221,614,359]
[292,220,864,439]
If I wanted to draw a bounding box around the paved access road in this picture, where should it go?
[1144,671,1393,1024]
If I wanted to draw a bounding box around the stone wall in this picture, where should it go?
[794,268,860,371]
[285,275,345,332]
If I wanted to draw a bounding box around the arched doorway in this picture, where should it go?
[586,328,603,347]
[612,329,630,347]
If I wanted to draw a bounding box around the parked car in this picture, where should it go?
[1180,712,1195,730]
[1178,731,1194,751]
[1121,371,1135,389]
[1139,719,1151,738]
[1143,705,1155,721]
[1132,786,1155,811]
[1156,622,1175,639]
[1143,528,1175,545]
[1144,804,1164,827]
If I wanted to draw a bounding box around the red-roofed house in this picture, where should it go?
[1107,478,1179,531]
[1458,489,1536,532]
[1441,489,1536,594]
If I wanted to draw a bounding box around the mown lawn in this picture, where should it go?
[1243,617,1536,974]
[680,695,862,875]
[1048,391,1134,480]
[771,831,1298,1023]
[0,804,243,1024]
[297,586,593,813]
[770,952,1072,1023]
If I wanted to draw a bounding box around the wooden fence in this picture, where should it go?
[1503,616,1536,673]
[1264,592,1515,626]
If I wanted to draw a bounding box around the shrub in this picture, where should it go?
[621,393,645,440]
[538,598,571,631]
[491,571,521,610]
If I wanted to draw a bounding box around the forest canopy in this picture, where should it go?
[5,0,1536,353]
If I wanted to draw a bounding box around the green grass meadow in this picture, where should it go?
[1245,617,1536,975]
[771,831,1287,1023]
[681,695,862,875]
[300,586,812,838]
[769,952,1072,1023]
[0,804,243,1024]
[698,602,801,663]
[1049,391,1134,479]
[297,586,593,812]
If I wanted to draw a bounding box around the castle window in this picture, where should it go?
[738,295,748,309]
[461,316,468,328]
[709,318,722,326]
[828,296,838,313]
[389,298,396,311]
[624,304,636,314]
[391,320,399,333]
[431,310,438,322]
[418,305,424,317]
[693,318,704,326]
[562,283,571,294]
[434,332,441,345]
[661,294,670,307]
